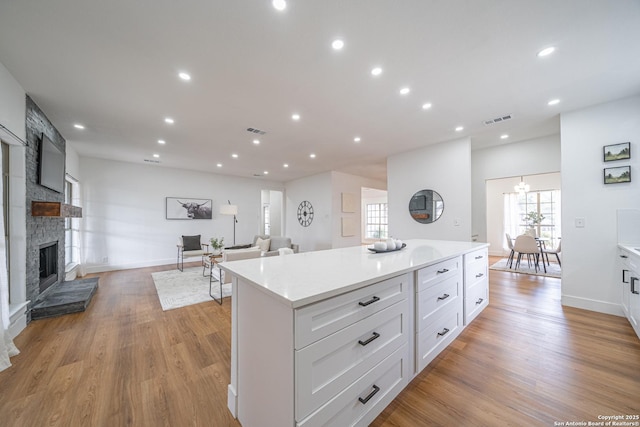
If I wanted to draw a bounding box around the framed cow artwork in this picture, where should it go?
[166,197,213,220]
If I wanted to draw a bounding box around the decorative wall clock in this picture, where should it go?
[297,200,314,227]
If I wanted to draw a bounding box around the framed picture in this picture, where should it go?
[166,197,212,219]
[603,166,631,184]
[603,142,630,162]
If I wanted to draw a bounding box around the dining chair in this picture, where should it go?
[513,234,540,273]
[543,240,562,266]
[505,233,515,268]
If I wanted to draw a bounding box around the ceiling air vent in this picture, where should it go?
[143,159,161,164]
[247,127,267,135]
[483,114,513,126]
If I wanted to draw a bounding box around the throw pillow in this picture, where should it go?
[255,237,271,252]
[182,235,201,251]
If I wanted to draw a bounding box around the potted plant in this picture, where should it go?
[523,211,545,236]
[210,237,224,255]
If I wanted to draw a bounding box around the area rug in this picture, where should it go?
[489,258,561,278]
[151,267,230,311]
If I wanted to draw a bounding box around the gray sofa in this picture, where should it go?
[251,234,299,256]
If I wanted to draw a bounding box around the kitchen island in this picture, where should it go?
[219,239,489,427]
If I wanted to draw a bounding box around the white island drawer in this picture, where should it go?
[295,300,408,421]
[297,344,409,427]
[416,256,461,293]
[295,273,409,349]
[416,275,460,331]
[416,306,461,371]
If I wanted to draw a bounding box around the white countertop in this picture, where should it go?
[219,239,489,308]
[618,243,640,259]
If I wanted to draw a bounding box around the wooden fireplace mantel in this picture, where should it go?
[31,201,82,218]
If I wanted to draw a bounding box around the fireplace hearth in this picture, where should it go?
[39,241,58,294]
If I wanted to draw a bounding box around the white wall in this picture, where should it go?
[388,138,472,242]
[471,134,561,243]
[561,95,640,316]
[331,172,386,249]
[485,172,561,256]
[79,157,283,273]
[0,61,26,142]
[284,172,332,252]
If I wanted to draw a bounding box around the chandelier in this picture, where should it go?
[514,176,530,194]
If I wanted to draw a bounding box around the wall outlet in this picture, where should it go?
[575,217,585,228]
[454,218,461,227]
[102,256,108,263]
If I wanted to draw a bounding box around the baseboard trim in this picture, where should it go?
[561,295,624,317]
[83,258,178,274]
[8,301,29,339]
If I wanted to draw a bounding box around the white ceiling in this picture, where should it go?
[0,0,639,182]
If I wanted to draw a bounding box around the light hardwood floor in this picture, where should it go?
[1,258,638,426]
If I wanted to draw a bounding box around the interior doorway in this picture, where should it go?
[261,190,284,236]
[361,187,388,244]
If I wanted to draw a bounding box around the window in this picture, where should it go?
[263,204,270,235]
[64,176,80,267]
[365,203,388,239]
[1,142,9,299]
[504,190,561,247]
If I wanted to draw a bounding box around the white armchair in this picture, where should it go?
[176,235,209,271]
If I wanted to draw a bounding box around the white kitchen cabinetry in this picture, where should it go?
[618,245,640,339]
[415,256,463,371]
[223,239,490,427]
[463,248,489,325]
[295,274,411,425]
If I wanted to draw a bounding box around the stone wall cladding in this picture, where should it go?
[25,96,66,322]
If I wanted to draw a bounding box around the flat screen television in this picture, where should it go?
[38,133,65,193]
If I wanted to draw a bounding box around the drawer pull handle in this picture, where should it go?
[358,385,380,405]
[476,298,484,305]
[437,293,450,301]
[475,273,484,278]
[358,296,380,307]
[623,269,629,284]
[620,255,628,258]
[437,268,449,274]
[632,277,639,295]
[437,327,450,337]
[475,255,483,260]
[358,332,380,346]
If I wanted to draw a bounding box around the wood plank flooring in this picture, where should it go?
[1,258,638,426]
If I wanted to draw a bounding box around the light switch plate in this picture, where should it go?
[575,217,585,228]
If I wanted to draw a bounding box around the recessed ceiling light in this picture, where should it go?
[500,134,509,139]
[253,139,260,145]
[164,117,174,124]
[309,153,316,159]
[455,126,464,132]
[283,163,289,168]
[178,72,191,81]
[272,0,286,11]
[548,99,560,106]
[231,153,239,158]
[331,39,344,50]
[292,113,300,121]
[264,171,269,175]
[216,163,223,167]
[399,87,410,95]
[354,137,361,142]
[153,153,160,158]
[537,47,556,57]
[73,123,85,130]
[371,67,382,76]
[422,103,432,110]
[158,139,166,144]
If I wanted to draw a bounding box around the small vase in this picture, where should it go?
[212,248,222,256]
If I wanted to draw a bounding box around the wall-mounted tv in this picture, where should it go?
[38,133,65,193]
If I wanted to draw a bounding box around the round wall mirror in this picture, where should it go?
[409,189,444,224]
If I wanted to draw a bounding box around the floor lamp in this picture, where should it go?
[220,201,238,245]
